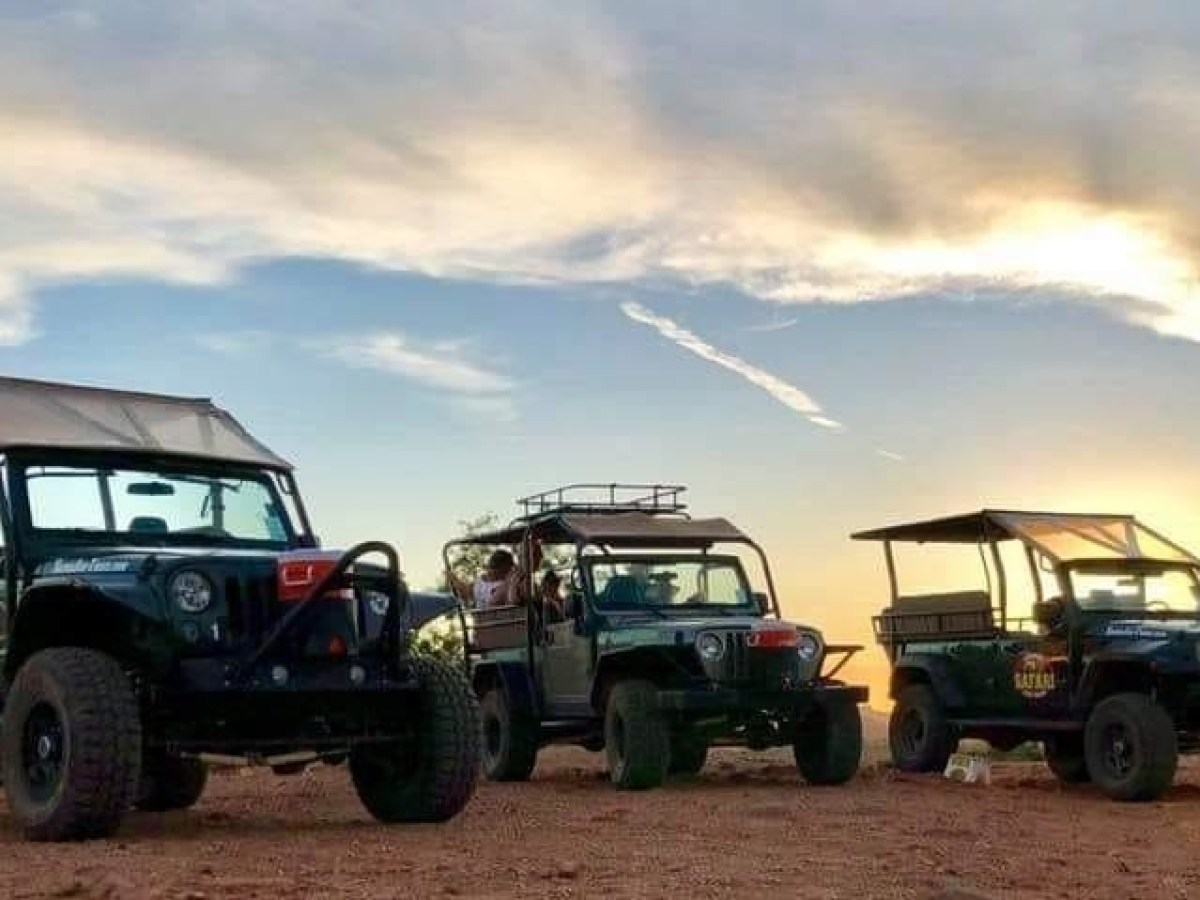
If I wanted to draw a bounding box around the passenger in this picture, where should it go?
[447,548,517,611]
[539,570,565,623]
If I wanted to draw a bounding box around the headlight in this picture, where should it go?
[169,570,213,614]
[696,631,726,662]
[797,632,821,662]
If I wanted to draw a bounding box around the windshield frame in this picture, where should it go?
[1062,558,1200,618]
[582,552,758,613]
[7,449,301,557]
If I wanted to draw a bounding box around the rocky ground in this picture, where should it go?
[2,745,1200,900]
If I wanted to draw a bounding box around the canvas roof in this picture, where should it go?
[0,375,291,469]
[455,511,751,548]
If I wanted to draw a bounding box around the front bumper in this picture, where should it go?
[173,656,422,696]
[653,681,868,714]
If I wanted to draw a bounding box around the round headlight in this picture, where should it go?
[170,571,213,614]
[696,631,725,662]
[797,632,821,662]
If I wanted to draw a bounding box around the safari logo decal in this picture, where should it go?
[1013,652,1056,699]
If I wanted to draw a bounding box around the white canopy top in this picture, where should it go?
[0,376,291,469]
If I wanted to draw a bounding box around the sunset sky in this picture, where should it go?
[6,2,1200,701]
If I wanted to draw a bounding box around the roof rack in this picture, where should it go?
[515,483,688,519]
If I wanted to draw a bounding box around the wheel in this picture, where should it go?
[135,754,208,811]
[889,684,957,773]
[794,701,863,785]
[1043,734,1090,784]
[479,687,539,781]
[668,727,709,776]
[1084,693,1177,802]
[604,679,669,790]
[349,656,481,823]
[1,647,141,841]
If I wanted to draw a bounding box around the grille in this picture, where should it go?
[722,629,751,683]
[223,573,275,645]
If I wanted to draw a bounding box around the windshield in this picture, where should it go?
[22,462,294,547]
[993,513,1196,564]
[1068,564,1200,615]
[588,558,753,610]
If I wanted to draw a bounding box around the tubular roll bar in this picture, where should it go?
[237,541,406,679]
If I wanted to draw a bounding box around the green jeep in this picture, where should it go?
[855,509,1200,801]
[0,376,478,841]
[448,484,868,790]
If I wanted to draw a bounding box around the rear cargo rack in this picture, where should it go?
[516,483,688,518]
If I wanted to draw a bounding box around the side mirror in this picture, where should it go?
[752,591,771,615]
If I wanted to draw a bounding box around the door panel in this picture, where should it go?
[540,620,593,717]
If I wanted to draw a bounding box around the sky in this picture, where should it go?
[7,1,1200,702]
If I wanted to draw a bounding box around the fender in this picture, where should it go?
[473,660,538,716]
[589,645,695,710]
[1075,656,1155,708]
[403,591,462,631]
[891,653,967,710]
[8,583,171,677]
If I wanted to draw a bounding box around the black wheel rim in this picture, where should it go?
[898,708,926,757]
[22,702,65,804]
[1102,722,1136,778]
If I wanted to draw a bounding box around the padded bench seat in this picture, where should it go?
[874,590,997,643]
[470,604,528,652]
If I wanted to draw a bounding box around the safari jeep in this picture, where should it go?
[0,376,478,841]
[855,509,1200,801]
[448,484,868,790]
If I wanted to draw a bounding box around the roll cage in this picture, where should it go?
[442,483,783,618]
[853,509,1200,647]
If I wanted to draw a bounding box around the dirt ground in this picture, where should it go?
[2,747,1200,900]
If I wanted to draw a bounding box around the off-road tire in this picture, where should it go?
[889,684,957,773]
[1084,693,1177,802]
[135,754,208,812]
[1043,734,1090,784]
[794,701,863,785]
[1,647,141,841]
[604,679,669,790]
[668,727,709,777]
[479,687,539,781]
[350,656,481,823]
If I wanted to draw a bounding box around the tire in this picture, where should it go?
[1084,693,1177,802]
[135,754,208,812]
[479,687,539,782]
[1043,734,1090,784]
[794,701,863,785]
[350,656,481,823]
[1,647,141,841]
[668,727,709,777]
[889,684,957,773]
[605,680,669,790]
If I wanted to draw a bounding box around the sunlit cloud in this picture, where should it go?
[318,333,514,396]
[876,449,905,463]
[620,301,840,430]
[3,3,1200,341]
[744,317,799,334]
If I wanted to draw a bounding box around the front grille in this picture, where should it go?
[223,573,276,645]
[724,630,751,682]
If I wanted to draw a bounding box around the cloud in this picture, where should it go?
[198,325,516,419]
[875,449,905,463]
[621,301,840,429]
[318,332,514,396]
[744,317,798,334]
[4,3,1200,341]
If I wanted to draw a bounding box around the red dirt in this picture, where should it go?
[1,748,1199,899]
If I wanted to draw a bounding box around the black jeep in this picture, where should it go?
[447,484,868,790]
[856,509,1200,801]
[0,376,478,840]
